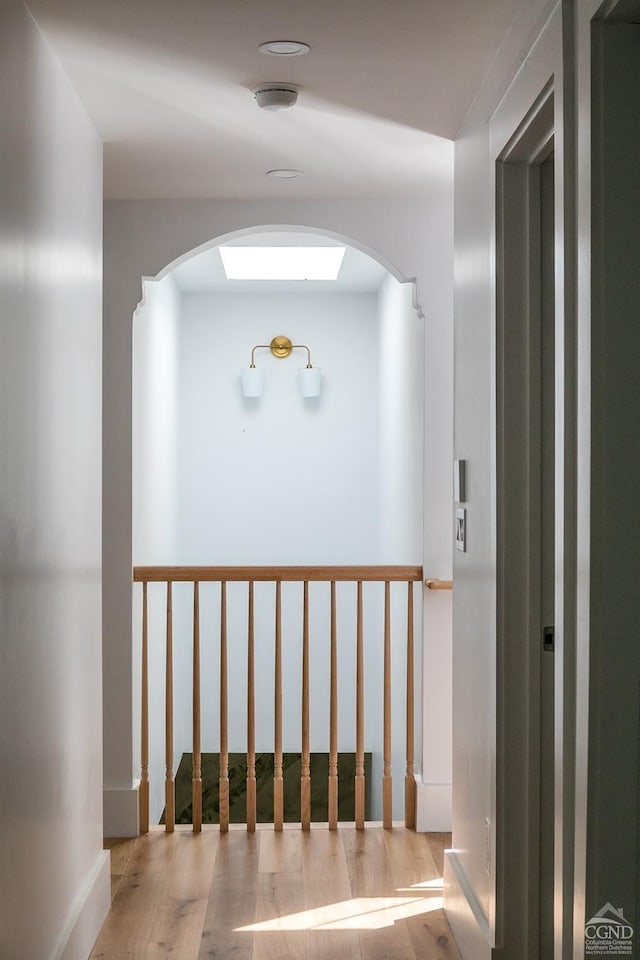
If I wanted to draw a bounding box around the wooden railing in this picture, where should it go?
[134,565,422,834]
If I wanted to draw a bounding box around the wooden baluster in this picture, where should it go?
[165,581,175,833]
[383,581,392,829]
[274,580,284,831]
[192,582,202,833]
[405,580,416,829]
[301,581,311,830]
[328,581,338,830]
[355,581,365,830]
[139,581,150,835]
[219,581,229,833]
[246,581,256,832]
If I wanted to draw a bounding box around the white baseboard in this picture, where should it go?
[51,850,110,960]
[415,781,452,831]
[103,782,140,837]
[444,850,493,960]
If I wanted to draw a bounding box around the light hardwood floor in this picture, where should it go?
[91,825,461,960]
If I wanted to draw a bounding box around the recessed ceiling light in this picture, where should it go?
[259,40,310,56]
[219,246,346,281]
[266,168,302,180]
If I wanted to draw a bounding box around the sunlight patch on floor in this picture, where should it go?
[236,883,444,932]
[395,877,444,893]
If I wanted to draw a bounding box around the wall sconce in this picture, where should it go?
[241,335,322,398]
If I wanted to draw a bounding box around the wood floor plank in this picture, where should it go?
[162,829,219,901]
[104,838,137,901]
[197,831,259,960]
[382,830,461,960]
[424,833,450,876]
[408,910,462,960]
[145,899,209,960]
[90,826,462,960]
[145,830,218,960]
[381,827,440,888]
[91,833,179,959]
[300,828,362,960]
[104,838,136,876]
[253,830,308,960]
[341,827,418,960]
[341,826,396,897]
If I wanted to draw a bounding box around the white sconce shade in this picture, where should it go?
[241,337,322,399]
[241,367,264,398]
[297,366,322,398]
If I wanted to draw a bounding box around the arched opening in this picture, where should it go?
[132,226,425,827]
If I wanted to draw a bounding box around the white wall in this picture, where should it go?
[378,274,452,825]
[177,291,380,564]
[133,275,180,565]
[449,86,498,960]
[0,2,108,958]
[133,274,181,824]
[378,274,424,562]
[417,225,454,832]
[103,197,454,835]
[133,284,423,820]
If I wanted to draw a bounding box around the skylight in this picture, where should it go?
[219,246,345,281]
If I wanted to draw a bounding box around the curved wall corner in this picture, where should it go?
[102,197,453,836]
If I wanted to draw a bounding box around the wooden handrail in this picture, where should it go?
[134,565,422,583]
[136,564,422,835]
[425,578,453,590]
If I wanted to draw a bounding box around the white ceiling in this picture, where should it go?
[171,231,388,294]
[27,0,520,201]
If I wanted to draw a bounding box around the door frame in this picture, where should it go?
[494,84,556,957]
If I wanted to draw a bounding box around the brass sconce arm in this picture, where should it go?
[249,344,271,367]
[249,335,313,368]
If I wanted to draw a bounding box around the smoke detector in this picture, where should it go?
[254,85,299,111]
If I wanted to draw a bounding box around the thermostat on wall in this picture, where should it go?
[455,507,466,552]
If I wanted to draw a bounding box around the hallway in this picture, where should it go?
[91,827,460,959]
